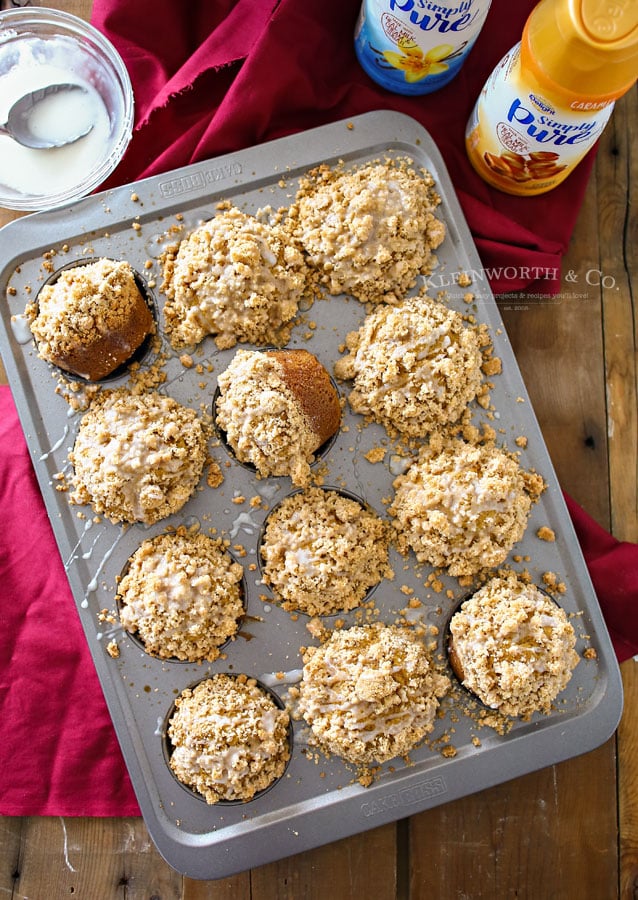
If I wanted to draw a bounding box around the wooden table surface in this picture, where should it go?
[0,1,636,897]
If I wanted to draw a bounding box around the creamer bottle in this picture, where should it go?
[355,0,492,95]
[466,0,638,196]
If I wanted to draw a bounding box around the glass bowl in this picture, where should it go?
[0,8,134,211]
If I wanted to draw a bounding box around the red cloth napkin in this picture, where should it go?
[91,0,597,296]
[0,386,139,815]
[0,0,629,818]
[564,494,638,666]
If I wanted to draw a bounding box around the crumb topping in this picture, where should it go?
[215,349,338,485]
[70,388,209,524]
[288,158,445,304]
[389,433,545,576]
[448,573,579,717]
[118,530,244,661]
[168,674,290,803]
[295,623,449,766]
[26,258,154,380]
[334,293,483,437]
[260,487,393,616]
[160,206,310,349]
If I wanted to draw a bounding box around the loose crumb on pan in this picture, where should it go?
[168,674,290,804]
[260,487,393,616]
[117,529,244,661]
[389,431,545,577]
[287,157,445,304]
[292,623,449,768]
[364,446,387,464]
[448,572,579,717]
[69,388,209,524]
[206,460,224,488]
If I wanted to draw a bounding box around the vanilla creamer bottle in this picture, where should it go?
[465,0,638,196]
[355,0,492,95]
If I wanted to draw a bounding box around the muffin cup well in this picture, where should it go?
[30,257,157,382]
[162,674,293,806]
[115,533,246,663]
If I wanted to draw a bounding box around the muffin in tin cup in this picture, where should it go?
[165,673,292,805]
[447,572,580,718]
[258,486,393,617]
[26,257,156,382]
[116,529,245,663]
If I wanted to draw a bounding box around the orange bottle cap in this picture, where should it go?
[580,0,638,47]
[523,0,638,103]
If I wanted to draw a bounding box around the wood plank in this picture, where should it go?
[499,158,609,525]
[248,824,398,900]
[12,817,182,899]
[600,87,638,900]
[183,870,251,900]
[43,0,89,17]
[0,817,23,894]
[409,741,617,900]
[598,87,638,543]
[406,77,619,899]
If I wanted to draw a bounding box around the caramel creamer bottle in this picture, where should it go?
[466,0,638,195]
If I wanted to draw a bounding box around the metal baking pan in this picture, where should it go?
[0,110,623,880]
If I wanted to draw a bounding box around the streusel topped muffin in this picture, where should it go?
[161,206,311,350]
[70,388,209,525]
[389,434,545,577]
[288,158,445,304]
[260,487,392,616]
[118,530,244,661]
[334,293,483,438]
[215,349,340,486]
[27,258,154,381]
[168,674,291,804]
[294,623,449,767]
[448,573,579,717]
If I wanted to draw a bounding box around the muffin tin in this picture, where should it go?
[0,111,623,879]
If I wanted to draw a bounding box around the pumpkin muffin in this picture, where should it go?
[389,433,545,577]
[161,206,311,350]
[334,293,483,438]
[288,158,445,304]
[260,487,392,616]
[215,349,340,486]
[27,257,154,381]
[118,530,244,661]
[70,388,209,525]
[294,623,449,766]
[448,573,579,717]
[168,674,291,804]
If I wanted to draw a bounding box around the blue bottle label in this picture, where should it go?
[355,0,492,95]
